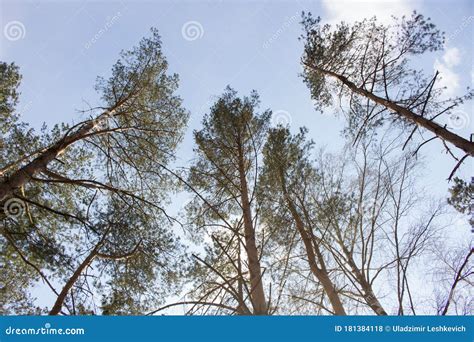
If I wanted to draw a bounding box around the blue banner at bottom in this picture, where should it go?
[0,316,472,342]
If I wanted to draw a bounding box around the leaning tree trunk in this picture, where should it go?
[49,229,140,315]
[283,190,346,315]
[340,243,388,315]
[307,64,474,157]
[49,246,99,315]
[0,101,124,202]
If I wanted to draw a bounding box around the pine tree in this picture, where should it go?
[1,29,189,314]
[187,87,270,314]
[259,127,346,315]
[300,12,474,168]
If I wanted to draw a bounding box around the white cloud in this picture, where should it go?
[442,47,461,68]
[434,50,461,97]
[322,0,420,24]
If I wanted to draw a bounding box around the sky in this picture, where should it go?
[0,0,472,181]
[0,0,473,311]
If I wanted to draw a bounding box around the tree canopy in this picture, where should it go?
[1,14,472,316]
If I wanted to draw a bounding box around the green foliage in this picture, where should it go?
[188,86,271,223]
[447,177,473,215]
[0,62,42,170]
[0,13,470,316]
[258,127,316,240]
[184,87,271,314]
[92,28,188,199]
[97,197,187,315]
[0,62,21,124]
[301,11,444,111]
[0,28,189,315]
[299,11,474,150]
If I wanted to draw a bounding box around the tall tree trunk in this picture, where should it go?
[237,144,267,315]
[236,238,246,315]
[283,191,346,315]
[306,64,474,156]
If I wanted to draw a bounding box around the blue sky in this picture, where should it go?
[1,0,473,312]
[0,0,472,190]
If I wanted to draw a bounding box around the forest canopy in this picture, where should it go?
[0,11,472,316]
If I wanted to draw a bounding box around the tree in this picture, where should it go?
[433,244,473,315]
[311,137,447,315]
[448,177,474,228]
[259,127,346,315]
[300,12,474,175]
[1,62,55,314]
[0,28,188,202]
[46,197,186,315]
[185,87,270,315]
[1,28,189,314]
